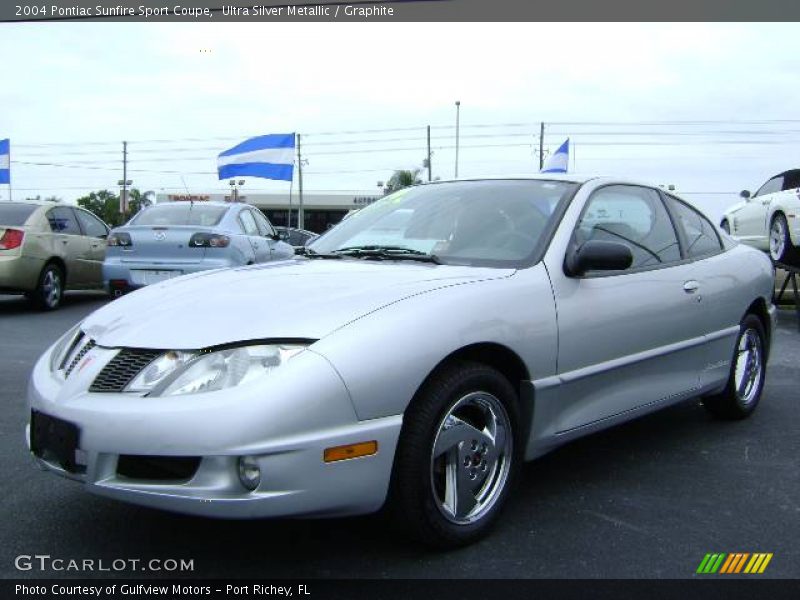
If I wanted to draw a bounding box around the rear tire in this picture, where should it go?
[703,314,767,420]
[769,213,798,265]
[30,263,64,311]
[387,360,521,549]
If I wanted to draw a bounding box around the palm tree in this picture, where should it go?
[385,169,422,193]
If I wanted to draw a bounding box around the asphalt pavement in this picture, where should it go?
[1,292,798,579]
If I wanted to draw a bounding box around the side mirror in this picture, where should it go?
[740,190,751,200]
[270,233,281,241]
[565,240,633,276]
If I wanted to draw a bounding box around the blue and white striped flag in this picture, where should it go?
[541,138,569,174]
[217,133,295,181]
[0,139,9,185]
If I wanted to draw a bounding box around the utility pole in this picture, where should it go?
[454,101,461,178]
[426,125,432,181]
[121,141,128,214]
[297,133,304,230]
[538,123,544,171]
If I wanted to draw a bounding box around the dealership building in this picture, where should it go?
[155,191,382,233]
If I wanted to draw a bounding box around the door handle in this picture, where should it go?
[683,280,700,293]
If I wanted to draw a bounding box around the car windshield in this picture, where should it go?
[0,203,38,226]
[309,179,578,267]
[130,204,228,227]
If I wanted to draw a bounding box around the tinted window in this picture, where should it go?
[251,209,275,237]
[665,196,723,258]
[576,185,681,270]
[311,180,578,267]
[75,209,108,238]
[0,203,38,226]
[130,204,228,226]
[238,210,259,236]
[755,176,783,197]
[47,207,81,235]
[289,230,313,246]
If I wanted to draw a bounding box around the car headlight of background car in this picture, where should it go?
[125,344,308,397]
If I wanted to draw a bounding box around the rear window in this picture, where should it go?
[130,204,228,227]
[0,203,38,226]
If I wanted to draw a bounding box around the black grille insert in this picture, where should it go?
[64,339,96,379]
[117,455,201,481]
[89,348,162,393]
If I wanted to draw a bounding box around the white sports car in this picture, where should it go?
[720,169,800,265]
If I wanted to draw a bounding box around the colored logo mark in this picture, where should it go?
[696,553,773,574]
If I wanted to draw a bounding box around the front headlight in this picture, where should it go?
[129,344,307,397]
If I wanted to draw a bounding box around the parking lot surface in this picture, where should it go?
[1,293,798,579]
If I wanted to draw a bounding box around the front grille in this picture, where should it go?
[64,339,96,379]
[89,348,162,392]
[117,455,201,481]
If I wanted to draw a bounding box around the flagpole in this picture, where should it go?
[288,166,294,229]
[8,140,12,202]
[297,133,304,230]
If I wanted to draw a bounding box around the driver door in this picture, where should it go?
[546,185,706,432]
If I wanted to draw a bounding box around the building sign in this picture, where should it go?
[353,196,379,206]
[167,194,211,202]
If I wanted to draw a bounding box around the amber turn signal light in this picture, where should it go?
[324,441,378,463]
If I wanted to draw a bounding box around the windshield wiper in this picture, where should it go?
[301,247,342,259]
[332,245,441,264]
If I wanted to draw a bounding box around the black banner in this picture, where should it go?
[4,0,800,22]
[5,579,800,600]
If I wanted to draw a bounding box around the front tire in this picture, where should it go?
[703,314,767,420]
[388,361,520,548]
[769,213,797,264]
[30,263,64,311]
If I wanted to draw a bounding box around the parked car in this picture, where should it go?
[0,201,109,310]
[720,169,800,265]
[27,176,774,548]
[275,226,319,251]
[103,202,294,295]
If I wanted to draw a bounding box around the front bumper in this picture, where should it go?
[27,341,402,518]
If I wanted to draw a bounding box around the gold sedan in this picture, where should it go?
[0,201,109,310]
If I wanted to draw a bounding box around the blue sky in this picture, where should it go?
[2,22,799,220]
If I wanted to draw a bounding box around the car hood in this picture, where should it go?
[82,258,514,349]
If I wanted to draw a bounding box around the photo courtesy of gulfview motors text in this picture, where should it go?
[15,584,308,596]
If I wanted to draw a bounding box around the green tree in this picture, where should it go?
[76,188,148,227]
[385,169,422,193]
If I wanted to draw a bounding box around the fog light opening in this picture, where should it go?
[238,456,261,491]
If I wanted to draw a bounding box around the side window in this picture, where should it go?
[576,185,681,270]
[755,176,783,197]
[665,196,723,258]
[46,207,81,235]
[238,210,259,236]
[252,209,276,237]
[74,209,108,238]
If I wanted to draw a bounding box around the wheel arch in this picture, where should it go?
[43,256,67,285]
[744,297,772,359]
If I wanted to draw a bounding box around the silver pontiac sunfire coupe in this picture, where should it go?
[27,176,775,548]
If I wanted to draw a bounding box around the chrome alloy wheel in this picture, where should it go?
[42,269,62,308]
[769,217,786,261]
[430,391,513,525]
[734,328,763,406]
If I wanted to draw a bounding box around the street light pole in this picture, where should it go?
[454,101,461,178]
